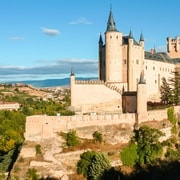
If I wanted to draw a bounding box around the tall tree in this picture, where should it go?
[168,71,180,105]
[160,77,173,104]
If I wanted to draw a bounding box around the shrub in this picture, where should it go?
[63,130,79,147]
[35,144,42,155]
[27,168,39,180]
[120,143,138,167]
[92,131,103,143]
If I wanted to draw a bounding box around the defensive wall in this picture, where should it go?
[25,106,180,142]
[71,77,127,113]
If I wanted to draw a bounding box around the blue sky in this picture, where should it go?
[0,0,180,81]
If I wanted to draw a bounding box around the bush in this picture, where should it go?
[63,130,79,147]
[27,168,39,180]
[92,131,103,143]
[35,144,42,155]
[120,143,138,167]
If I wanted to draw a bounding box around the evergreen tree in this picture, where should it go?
[160,77,173,104]
[88,153,110,180]
[77,151,110,180]
[168,71,180,105]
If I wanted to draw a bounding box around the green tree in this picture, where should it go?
[168,71,180,105]
[77,151,110,180]
[132,126,164,165]
[77,151,96,178]
[160,77,173,104]
[88,153,111,180]
[167,107,178,135]
[120,143,138,167]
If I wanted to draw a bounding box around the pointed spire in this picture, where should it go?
[140,32,144,41]
[153,45,156,52]
[70,67,75,76]
[139,70,145,84]
[106,8,117,32]
[122,85,125,93]
[129,29,133,39]
[99,33,103,44]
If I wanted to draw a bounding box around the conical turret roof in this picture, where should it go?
[106,9,118,32]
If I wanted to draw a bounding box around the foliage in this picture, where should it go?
[0,149,15,172]
[77,151,96,178]
[160,77,173,104]
[27,168,39,180]
[62,130,79,147]
[92,131,103,143]
[167,107,177,126]
[77,151,110,180]
[35,144,42,155]
[87,153,111,180]
[167,107,177,135]
[168,71,180,105]
[120,143,138,167]
[120,126,164,167]
[132,126,164,165]
[0,110,25,172]
[165,148,180,160]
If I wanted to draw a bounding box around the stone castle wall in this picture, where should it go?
[25,106,180,142]
[71,80,125,113]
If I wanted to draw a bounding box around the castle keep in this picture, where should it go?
[70,9,180,114]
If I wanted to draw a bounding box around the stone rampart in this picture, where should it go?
[25,113,135,141]
[25,106,180,141]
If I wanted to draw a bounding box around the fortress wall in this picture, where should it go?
[72,83,120,105]
[71,83,122,112]
[25,113,136,141]
[25,106,180,141]
[147,109,167,121]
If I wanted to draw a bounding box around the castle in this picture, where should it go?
[70,9,180,114]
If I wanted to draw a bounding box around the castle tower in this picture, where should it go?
[137,70,147,123]
[104,9,123,82]
[127,29,134,91]
[99,33,105,81]
[70,68,75,107]
[128,31,145,91]
[167,36,180,58]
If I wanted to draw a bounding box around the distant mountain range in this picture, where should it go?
[5,77,98,88]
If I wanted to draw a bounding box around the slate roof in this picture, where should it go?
[145,51,174,64]
[106,9,118,32]
[172,58,180,64]
[122,36,139,46]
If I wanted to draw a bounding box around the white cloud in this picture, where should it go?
[0,58,98,81]
[69,17,92,25]
[41,27,60,36]
[9,37,24,41]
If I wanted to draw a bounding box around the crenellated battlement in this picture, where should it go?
[25,106,180,142]
[75,80,104,84]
